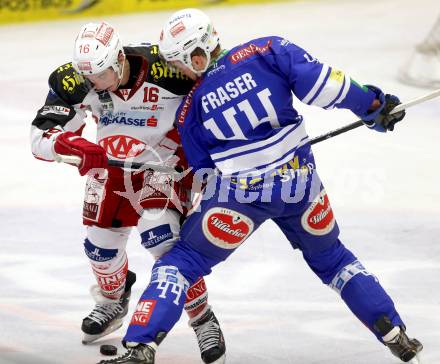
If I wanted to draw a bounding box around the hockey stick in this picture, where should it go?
[56,89,439,173]
[55,154,179,174]
[310,88,440,145]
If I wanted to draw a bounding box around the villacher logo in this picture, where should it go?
[202,207,254,249]
[301,189,335,236]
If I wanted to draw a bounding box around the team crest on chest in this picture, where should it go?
[98,135,146,159]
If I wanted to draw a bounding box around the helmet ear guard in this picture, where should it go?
[72,22,124,77]
[158,8,220,75]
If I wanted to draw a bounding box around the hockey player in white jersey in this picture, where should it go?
[99,9,423,364]
[30,21,225,364]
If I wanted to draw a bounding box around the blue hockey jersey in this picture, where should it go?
[176,36,376,177]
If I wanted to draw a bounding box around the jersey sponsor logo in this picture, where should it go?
[95,262,127,295]
[83,174,106,221]
[62,73,85,93]
[146,116,158,127]
[184,277,208,316]
[84,238,118,262]
[95,22,114,46]
[202,207,254,249]
[40,105,70,116]
[178,79,201,124]
[141,224,173,249]
[130,299,157,326]
[148,44,158,55]
[56,63,74,74]
[131,104,165,111]
[98,135,146,159]
[229,40,272,65]
[185,277,206,302]
[301,189,335,236]
[100,114,153,127]
[150,61,189,81]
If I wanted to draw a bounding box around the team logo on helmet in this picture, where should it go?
[158,8,220,74]
[95,23,114,46]
[170,21,186,37]
[77,61,92,71]
[72,21,123,76]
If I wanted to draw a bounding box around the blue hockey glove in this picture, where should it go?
[361,85,406,132]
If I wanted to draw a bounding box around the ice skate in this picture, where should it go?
[97,343,156,364]
[82,271,136,344]
[190,306,226,364]
[383,326,423,363]
[375,316,423,363]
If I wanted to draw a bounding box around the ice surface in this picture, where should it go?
[0,0,439,363]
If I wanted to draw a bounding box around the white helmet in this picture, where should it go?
[72,22,124,77]
[159,8,220,74]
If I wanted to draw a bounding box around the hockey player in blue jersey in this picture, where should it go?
[98,8,423,364]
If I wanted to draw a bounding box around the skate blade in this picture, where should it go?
[82,319,123,345]
[409,354,422,364]
[209,354,226,364]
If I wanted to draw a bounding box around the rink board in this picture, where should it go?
[0,0,290,25]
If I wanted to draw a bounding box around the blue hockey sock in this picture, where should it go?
[304,240,404,340]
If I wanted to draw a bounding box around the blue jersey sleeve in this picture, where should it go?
[270,37,375,117]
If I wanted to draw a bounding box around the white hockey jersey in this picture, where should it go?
[31,45,194,166]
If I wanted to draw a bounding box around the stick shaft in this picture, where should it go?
[56,89,440,167]
[310,88,440,145]
[55,154,177,174]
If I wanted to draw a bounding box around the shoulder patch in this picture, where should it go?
[50,62,90,104]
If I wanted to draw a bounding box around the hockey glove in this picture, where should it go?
[361,85,406,132]
[54,131,108,176]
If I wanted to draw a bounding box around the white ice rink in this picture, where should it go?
[1,0,439,363]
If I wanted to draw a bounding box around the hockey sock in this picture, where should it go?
[184,277,209,320]
[92,254,128,300]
